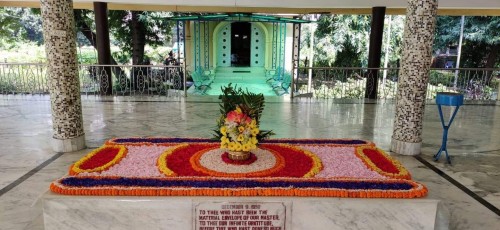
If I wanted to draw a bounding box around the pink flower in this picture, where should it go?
[299,146,386,179]
[82,145,170,178]
[226,110,251,124]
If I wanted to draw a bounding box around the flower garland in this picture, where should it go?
[70,145,127,175]
[51,176,428,198]
[355,146,411,179]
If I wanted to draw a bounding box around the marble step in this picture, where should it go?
[43,191,447,230]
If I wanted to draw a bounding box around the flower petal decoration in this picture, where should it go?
[70,145,127,175]
[157,144,190,176]
[51,176,427,198]
[51,138,427,198]
[355,146,411,179]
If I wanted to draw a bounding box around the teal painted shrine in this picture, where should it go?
[168,14,308,96]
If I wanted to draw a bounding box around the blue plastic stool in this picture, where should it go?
[434,92,464,164]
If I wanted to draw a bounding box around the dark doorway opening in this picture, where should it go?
[231,22,251,67]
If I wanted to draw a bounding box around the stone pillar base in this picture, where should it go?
[390,138,421,156]
[52,135,86,153]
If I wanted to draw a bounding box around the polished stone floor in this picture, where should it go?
[0,95,499,229]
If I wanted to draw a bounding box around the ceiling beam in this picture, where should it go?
[1,1,500,16]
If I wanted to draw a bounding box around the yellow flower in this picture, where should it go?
[220,126,227,135]
[251,128,259,136]
[235,143,243,151]
[238,126,245,133]
[237,134,244,142]
[235,106,242,114]
[250,119,257,126]
[228,142,236,151]
[220,142,228,149]
[251,137,258,145]
[221,136,229,144]
[242,143,251,151]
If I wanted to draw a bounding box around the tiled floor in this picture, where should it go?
[0,95,499,229]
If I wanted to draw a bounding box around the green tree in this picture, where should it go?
[74,9,173,65]
[0,7,43,48]
[107,10,173,65]
[333,38,361,67]
[0,8,20,48]
[434,16,500,70]
[314,14,371,67]
[312,14,405,68]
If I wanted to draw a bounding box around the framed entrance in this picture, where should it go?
[231,22,250,66]
[213,22,267,68]
[167,13,309,75]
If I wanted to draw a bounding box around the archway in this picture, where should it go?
[213,22,267,68]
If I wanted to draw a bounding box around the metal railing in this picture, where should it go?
[295,67,500,100]
[1,63,498,100]
[0,63,49,94]
[0,63,185,97]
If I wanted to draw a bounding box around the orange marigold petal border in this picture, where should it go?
[50,176,427,198]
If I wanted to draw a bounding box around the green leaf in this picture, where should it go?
[213,84,274,141]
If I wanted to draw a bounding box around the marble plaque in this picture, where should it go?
[194,202,287,230]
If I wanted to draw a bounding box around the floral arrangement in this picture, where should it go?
[220,106,259,151]
[214,84,274,152]
[51,137,428,198]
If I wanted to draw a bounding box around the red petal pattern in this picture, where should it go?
[79,147,120,170]
[362,148,400,174]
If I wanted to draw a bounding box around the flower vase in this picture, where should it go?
[227,150,251,161]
